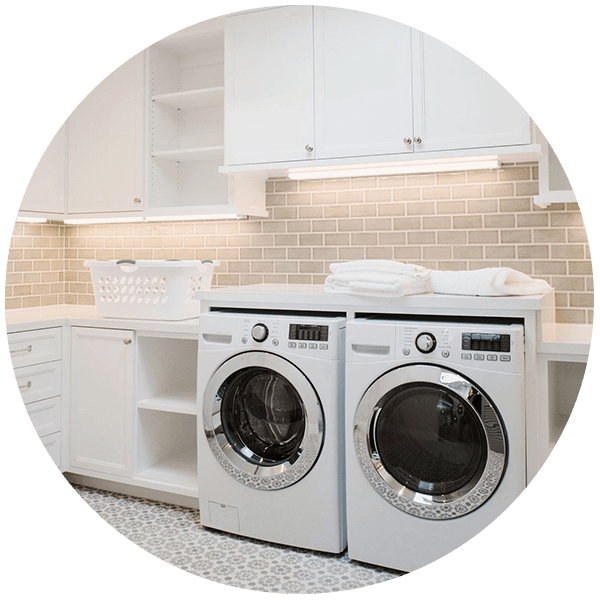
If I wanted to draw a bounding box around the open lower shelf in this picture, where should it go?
[152,86,224,110]
[152,146,225,162]
[137,391,197,415]
[134,448,198,493]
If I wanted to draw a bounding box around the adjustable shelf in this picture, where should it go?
[152,86,224,110]
[137,391,197,415]
[151,145,225,162]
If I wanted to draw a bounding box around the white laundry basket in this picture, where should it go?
[85,259,219,320]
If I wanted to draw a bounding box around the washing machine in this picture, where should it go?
[345,316,526,572]
[197,311,347,553]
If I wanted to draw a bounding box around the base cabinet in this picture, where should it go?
[70,327,134,477]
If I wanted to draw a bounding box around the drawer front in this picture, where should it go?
[8,327,62,368]
[41,432,61,469]
[14,360,61,404]
[26,396,61,437]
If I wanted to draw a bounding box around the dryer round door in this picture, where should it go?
[354,364,507,520]
[203,351,325,490]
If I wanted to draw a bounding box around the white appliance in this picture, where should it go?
[197,311,347,553]
[345,316,526,572]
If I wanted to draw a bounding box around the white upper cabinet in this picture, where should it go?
[223,7,532,171]
[314,8,413,160]
[67,52,145,214]
[20,122,67,215]
[411,32,531,152]
[224,6,315,165]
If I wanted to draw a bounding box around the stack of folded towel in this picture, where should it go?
[324,260,553,298]
[324,260,430,297]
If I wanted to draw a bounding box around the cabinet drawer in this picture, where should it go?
[26,396,61,437]
[41,432,61,469]
[14,360,61,404]
[8,327,62,368]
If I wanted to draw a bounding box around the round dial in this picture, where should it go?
[251,323,269,343]
[415,332,437,354]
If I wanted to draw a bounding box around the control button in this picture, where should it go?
[319,344,328,350]
[415,332,437,354]
[298,343,307,349]
[487,354,498,361]
[474,354,485,361]
[241,337,248,344]
[309,343,317,349]
[288,342,297,348]
[461,353,472,360]
[251,323,269,343]
[500,355,511,362]
[441,350,450,358]
[402,347,410,356]
[272,339,279,346]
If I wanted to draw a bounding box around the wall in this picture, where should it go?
[5,164,593,323]
[5,222,65,309]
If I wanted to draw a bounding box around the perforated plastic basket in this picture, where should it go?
[85,259,218,320]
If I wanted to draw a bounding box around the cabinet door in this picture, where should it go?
[314,8,414,160]
[20,122,66,215]
[224,6,315,165]
[67,52,144,214]
[70,327,134,476]
[412,32,530,152]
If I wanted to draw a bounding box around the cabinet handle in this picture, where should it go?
[304,145,313,152]
[413,137,422,144]
[18,381,32,390]
[123,338,132,345]
[10,344,33,354]
[403,137,412,145]
[133,198,142,204]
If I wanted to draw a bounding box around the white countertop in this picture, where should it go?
[4,304,200,336]
[197,283,550,313]
[4,291,593,359]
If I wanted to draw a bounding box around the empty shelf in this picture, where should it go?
[152,87,224,110]
[151,146,225,162]
[137,391,197,415]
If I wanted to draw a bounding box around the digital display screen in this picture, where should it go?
[289,324,329,342]
[462,333,511,352]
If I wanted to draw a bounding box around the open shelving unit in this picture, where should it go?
[134,334,199,495]
[146,18,267,219]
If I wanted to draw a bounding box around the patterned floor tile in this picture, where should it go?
[73,484,401,593]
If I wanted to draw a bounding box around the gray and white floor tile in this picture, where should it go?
[74,484,401,593]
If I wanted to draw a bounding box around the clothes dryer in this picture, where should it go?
[345,317,526,571]
[197,312,346,553]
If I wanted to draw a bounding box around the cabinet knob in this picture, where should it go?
[304,145,314,152]
[123,338,132,345]
[413,137,422,144]
[403,137,412,145]
[133,198,142,204]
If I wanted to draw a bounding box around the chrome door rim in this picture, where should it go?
[354,364,506,520]
[204,351,324,490]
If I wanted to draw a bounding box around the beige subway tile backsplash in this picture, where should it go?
[5,164,593,324]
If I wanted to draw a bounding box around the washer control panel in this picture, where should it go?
[461,332,511,353]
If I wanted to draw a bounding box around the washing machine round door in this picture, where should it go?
[354,364,506,520]
[203,351,324,490]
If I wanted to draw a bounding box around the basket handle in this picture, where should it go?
[116,259,138,273]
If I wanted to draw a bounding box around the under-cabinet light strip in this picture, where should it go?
[16,216,48,223]
[144,214,247,222]
[287,158,501,180]
[62,217,145,225]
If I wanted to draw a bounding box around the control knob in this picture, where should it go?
[251,323,269,343]
[415,332,437,354]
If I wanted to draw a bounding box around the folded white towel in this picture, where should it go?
[325,261,430,297]
[428,267,553,297]
[329,260,429,279]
